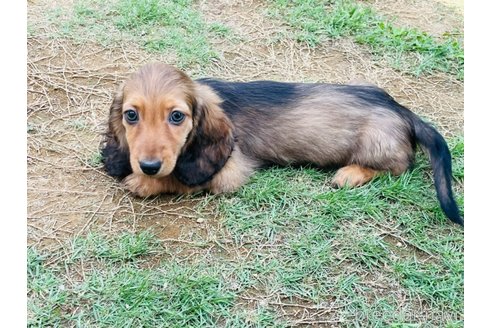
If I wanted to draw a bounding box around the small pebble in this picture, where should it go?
[196,218,205,224]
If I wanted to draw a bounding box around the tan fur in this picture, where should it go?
[230,90,413,170]
[106,63,413,197]
[331,164,380,188]
[123,173,197,196]
[102,63,463,225]
[209,146,259,194]
[121,67,195,177]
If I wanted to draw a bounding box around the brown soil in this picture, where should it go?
[27,0,464,251]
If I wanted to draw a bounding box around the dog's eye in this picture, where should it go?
[169,110,185,125]
[124,109,139,124]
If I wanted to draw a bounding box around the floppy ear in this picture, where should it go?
[100,84,132,179]
[173,84,235,186]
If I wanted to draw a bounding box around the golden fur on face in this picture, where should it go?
[102,62,463,225]
[122,77,194,177]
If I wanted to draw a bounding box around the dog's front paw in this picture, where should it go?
[123,174,163,197]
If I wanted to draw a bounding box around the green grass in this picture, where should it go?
[450,136,464,180]
[393,258,463,313]
[28,232,274,327]
[30,0,463,77]
[85,151,104,168]
[269,0,464,79]
[28,137,464,327]
[215,136,464,325]
[34,0,230,69]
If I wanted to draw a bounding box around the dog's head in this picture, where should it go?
[103,63,234,186]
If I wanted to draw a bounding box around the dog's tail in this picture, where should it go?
[410,114,463,226]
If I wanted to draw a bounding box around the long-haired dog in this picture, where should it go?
[101,63,463,226]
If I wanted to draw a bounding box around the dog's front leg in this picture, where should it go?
[123,174,194,197]
[209,147,259,194]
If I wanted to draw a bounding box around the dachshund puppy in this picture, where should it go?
[101,63,463,226]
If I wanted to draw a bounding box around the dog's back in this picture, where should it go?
[199,79,414,170]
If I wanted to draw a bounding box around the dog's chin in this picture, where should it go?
[153,170,174,179]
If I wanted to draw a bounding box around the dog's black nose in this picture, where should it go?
[139,160,162,176]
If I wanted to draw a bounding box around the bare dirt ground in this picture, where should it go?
[27,0,463,252]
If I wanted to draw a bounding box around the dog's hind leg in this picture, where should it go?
[331,164,381,188]
[331,145,412,189]
[331,118,414,188]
